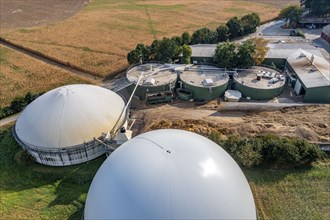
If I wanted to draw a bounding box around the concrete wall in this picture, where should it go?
[262,58,287,70]
[304,86,330,103]
[128,82,176,100]
[181,80,228,101]
[233,80,285,100]
[191,57,214,64]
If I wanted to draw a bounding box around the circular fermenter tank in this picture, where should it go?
[179,65,229,101]
[126,63,178,100]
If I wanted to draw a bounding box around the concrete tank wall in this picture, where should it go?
[233,79,285,100]
[128,81,176,100]
[180,77,228,101]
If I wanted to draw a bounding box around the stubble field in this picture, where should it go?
[0,0,298,77]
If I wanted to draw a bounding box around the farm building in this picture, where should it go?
[286,50,330,103]
[264,42,326,69]
[13,84,129,166]
[233,66,286,100]
[321,24,330,43]
[178,65,229,101]
[190,44,217,64]
[84,129,256,220]
[126,63,178,101]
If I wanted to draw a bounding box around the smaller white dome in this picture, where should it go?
[85,129,256,219]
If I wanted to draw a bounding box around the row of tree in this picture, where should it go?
[127,39,192,64]
[209,132,324,168]
[127,12,261,65]
[302,0,330,17]
[279,1,329,27]
[213,37,269,68]
[0,92,41,119]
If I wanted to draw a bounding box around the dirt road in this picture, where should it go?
[0,115,18,127]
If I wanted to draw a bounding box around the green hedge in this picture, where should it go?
[0,92,42,120]
[209,132,324,168]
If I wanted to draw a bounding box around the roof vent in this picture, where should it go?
[299,53,305,58]
[311,66,317,72]
[143,77,156,85]
[202,78,215,86]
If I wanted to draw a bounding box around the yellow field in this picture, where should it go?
[0,45,91,107]
[0,0,298,77]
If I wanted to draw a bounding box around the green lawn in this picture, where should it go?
[0,125,329,219]
[0,124,105,219]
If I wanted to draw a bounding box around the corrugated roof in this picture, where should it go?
[287,49,330,88]
[190,44,217,58]
[266,43,326,59]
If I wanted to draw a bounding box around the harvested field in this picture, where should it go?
[0,0,298,77]
[132,102,330,142]
[0,45,91,107]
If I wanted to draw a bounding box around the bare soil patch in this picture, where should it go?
[0,0,88,29]
[131,102,330,142]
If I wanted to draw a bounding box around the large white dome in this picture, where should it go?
[85,129,256,219]
[15,84,126,148]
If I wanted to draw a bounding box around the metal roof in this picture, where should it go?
[85,129,256,219]
[190,44,217,58]
[15,85,126,148]
[287,49,330,88]
[266,43,326,59]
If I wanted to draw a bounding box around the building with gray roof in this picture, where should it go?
[286,49,330,103]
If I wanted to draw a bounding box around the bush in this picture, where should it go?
[0,92,42,120]
[223,136,263,167]
[296,30,305,38]
[210,132,324,168]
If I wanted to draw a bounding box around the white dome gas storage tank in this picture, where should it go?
[85,129,256,219]
[13,84,127,166]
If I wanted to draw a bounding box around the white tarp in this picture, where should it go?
[224,90,242,102]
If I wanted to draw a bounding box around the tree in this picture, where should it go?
[127,44,151,64]
[302,0,330,17]
[127,49,142,64]
[191,28,217,44]
[171,36,183,46]
[216,24,229,42]
[213,41,237,68]
[155,38,178,63]
[237,40,256,68]
[241,13,260,34]
[181,45,192,64]
[136,44,151,62]
[182,32,192,45]
[279,5,303,26]
[226,17,243,39]
[249,37,269,65]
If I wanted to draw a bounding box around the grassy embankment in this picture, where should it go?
[0,0,297,77]
[0,124,328,219]
[0,45,91,107]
